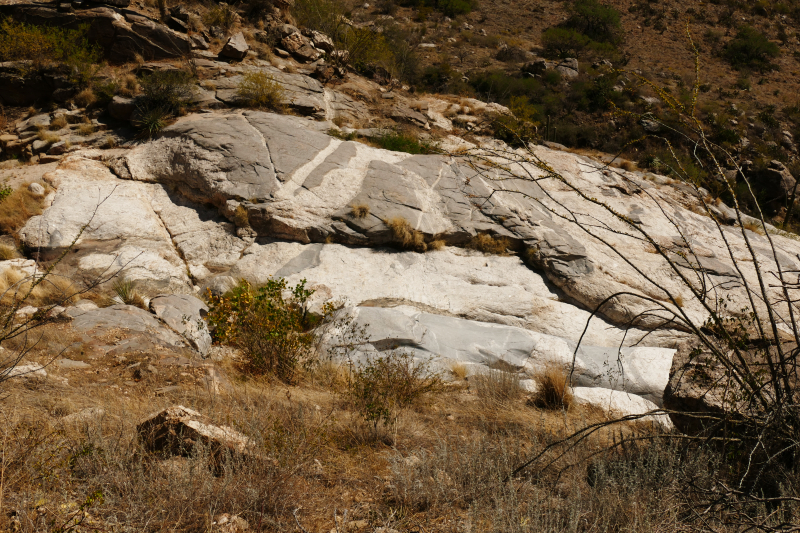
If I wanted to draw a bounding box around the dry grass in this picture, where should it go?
[0,244,17,260]
[386,216,427,252]
[78,122,96,136]
[48,115,67,131]
[450,361,468,380]
[467,232,511,254]
[742,218,766,235]
[471,368,522,406]
[73,87,97,108]
[0,269,80,307]
[427,238,446,251]
[530,364,573,410]
[0,184,48,239]
[111,277,147,309]
[36,130,60,144]
[350,203,370,219]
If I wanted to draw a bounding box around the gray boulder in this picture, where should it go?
[150,294,212,356]
[220,32,249,60]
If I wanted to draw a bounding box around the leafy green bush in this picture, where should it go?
[343,350,443,436]
[724,26,779,71]
[206,278,320,383]
[237,71,284,109]
[374,131,437,154]
[0,19,103,86]
[542,27,592,58]
[567,0,623,44]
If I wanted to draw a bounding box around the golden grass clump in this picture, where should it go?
[73,87,97,108]
[0,243,17,260]
[112,277,147,309]
[78,122,96,136]
[386,216,427,252]
[530,364,573,410]
[48,115,67,131]
[36,130,60,144]
[0,185,47,238]
[0,269,79,306]
[468,232,511,255]
[350,203,370,219]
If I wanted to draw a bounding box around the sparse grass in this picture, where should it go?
[237,71,283,110]
[374,131,438,155]
[471,368,522,406]
[467,232,511,254]
[427,238,446,251]
[0,269,80,306]
[386,216,427,252]
[450,361,468,380]
[742,218,766,234]
[111,277,147,309]
[203,3,238,32]
[78,122,96,136]
[350,204,370,219]
[530,364,573,410]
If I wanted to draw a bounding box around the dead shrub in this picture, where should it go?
[467,232,511,254]
[350,203,370,219]
[530,364,573,410]
[386,216,427,252]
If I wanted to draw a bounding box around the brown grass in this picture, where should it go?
[48,115,67,131]
[467,232,511,254]
[36,130,60,144]
[0,185,47,238]
[386,216,427,252]
[530,364,573,410]
[73,87,96,108]
[471,368,522,406]
[350,203,370,219]
[742,219,766,235]
[0,269,80,307]
[78,122,96,136]
[0,243,17,260]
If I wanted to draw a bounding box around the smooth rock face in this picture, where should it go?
[68,304,187,347]
[571,387,672,429]
[1,363,47,382]
[150,294,212,355]
[329,306,674,405]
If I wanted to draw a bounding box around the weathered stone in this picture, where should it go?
[137,405,252,467]
[763,159,796,199]
[28,182,45,195]
[108,95,136,120]
[220,32,249,60]
[190,33,210,50]
[571,387,672,428]
[555,57,579,78]
[281,32,321,62]
[303,29,334,52]
[69,304,187,347]
[2,363,47,383]
[150,294,212,355]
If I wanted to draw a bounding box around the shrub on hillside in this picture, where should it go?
[542,27,592,59]
[237,71,283,109]
[206,278,319,383]
[133,69,194,135]
[343,350,443,437]
[374,131,437,155]
[724,25,780,71]
[0,19,102,86]
[567,0,623,44]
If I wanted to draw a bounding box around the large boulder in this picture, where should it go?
[150,294,212,356]
[220,32,249,60]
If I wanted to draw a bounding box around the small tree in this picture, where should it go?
[724,25,780,72]
[567,0,623,45]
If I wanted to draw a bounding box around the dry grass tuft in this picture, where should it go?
[0,184,48,238]
[0,243,18,260]
[36,130,60,144]
[427,239,446,251]
[73,87,97,108]
[450,362,468,380]
[49,115,67,130]
[0,269,80,306]
[112,277,147,309]
[350,203,370,219]
[468,233,511,254]
[78,121,96,136]
[742,219,766,235]
[530,364,573,410]
[386,216,427,252]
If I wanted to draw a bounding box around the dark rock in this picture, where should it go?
[764,160,797,199]
[302,29,334,53]
[220,31,248,60]
[166,16,188,33]
[281,32,321,62]
[390,105,428,127]
[108,95,136,121]
[189,33,209,50]
[169,5,190,21]
[109,14,192,62]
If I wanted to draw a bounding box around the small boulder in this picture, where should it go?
[48,141,68,155]
[303,29,334,53]
[220,32,249,60]
[108,96,136,121]
[190,34,210,50]
[28,182,45,195]
[2,363,47,383]
[281,32,321,62]
[213,514,250,533]
[137,405,252,467]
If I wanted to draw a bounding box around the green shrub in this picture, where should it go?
[0,19,103,86]
[374,131,437,155]
[138,69,194,114]
[202,4,238,32]
[542,27,592,58]
[724,26,779,71]
[342,350,443,436]
[237,71,284,109]
[567,0,623,44]
[112,277,146,309]
[206,278,319,383]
